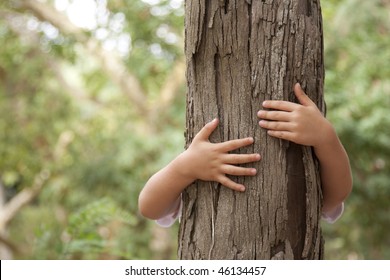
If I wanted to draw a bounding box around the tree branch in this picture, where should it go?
[20,0,148,115]
[158,58,186,109]
[150,58,186,125]
[2,10,102,108]
[0,129,73,231]
[0,169,50,231]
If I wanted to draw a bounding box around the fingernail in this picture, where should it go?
[240,186,246,192]
[262,101,268,107]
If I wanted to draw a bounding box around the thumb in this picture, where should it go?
[194,118,219,141]
[294,83,315,106]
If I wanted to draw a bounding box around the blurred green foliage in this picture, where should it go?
[322,0,390,259]
[0,0,389,259]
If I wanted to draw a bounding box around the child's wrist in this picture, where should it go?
[173,151,197,183]
[313,121,337,156]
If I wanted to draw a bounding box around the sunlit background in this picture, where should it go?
[0,0,389,260]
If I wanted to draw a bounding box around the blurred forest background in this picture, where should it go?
[0,0,389,260]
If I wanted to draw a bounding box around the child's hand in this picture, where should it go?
[180,118,260,192]
[257,83,333,148]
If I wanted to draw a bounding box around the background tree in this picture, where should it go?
[179,0,325,259]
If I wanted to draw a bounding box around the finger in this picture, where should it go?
[294,83,315,107]
[259,120,293,131]
[267,130,295,142]
[221,165,257,177]
[217,175,246,192]
[257,110,290,121]
[223,153,261,165]
[262,100,300,112]
[194,118,219,141]
[218,137,254,152]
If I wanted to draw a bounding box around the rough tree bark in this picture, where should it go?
[179,0,325,260]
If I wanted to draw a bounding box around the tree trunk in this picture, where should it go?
[179,0,325,260]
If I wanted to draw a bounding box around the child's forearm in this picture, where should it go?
[313,124,352,212]
[138,152,194,220]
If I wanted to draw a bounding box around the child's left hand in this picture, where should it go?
[257,83,333,148]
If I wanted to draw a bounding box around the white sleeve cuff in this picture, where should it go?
[157,200,344,226]
[156,199,182,228]
[321,202,344,224]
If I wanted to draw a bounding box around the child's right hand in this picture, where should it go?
[178,118,261,192]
